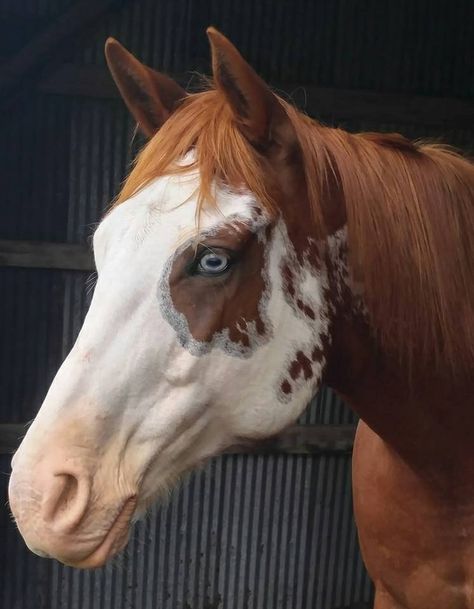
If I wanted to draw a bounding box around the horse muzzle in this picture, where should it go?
[9,457,137,568]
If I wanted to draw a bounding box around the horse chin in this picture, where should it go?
[64,496,137,569]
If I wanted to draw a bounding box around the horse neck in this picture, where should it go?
[325,294,474,473]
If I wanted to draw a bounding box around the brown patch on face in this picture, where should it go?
[281,257,319,322]
[165,221,270,353]
[296,299,315,319]
[280,343,327,400]
[305,239,323,272]
[276,237,334,402]
[311,346,324,362]
[282,263,295,295]
[289,351,313,381]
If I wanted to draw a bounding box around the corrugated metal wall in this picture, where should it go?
[1,1,473,608]
[1,451,371,609]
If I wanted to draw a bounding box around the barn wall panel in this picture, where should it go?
[0,454,372,609]
[1,1,473,608]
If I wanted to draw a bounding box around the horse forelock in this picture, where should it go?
[115,83,474,378]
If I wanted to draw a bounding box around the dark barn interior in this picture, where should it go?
[0,1,473,608]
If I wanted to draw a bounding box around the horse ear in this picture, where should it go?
[207,27,288,148]
[105,38,186,138]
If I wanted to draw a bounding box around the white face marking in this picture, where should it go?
[9,164,334,565]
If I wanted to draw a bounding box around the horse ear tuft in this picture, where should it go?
[105,38,186,138]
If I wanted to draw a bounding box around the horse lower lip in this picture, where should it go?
[65,496,137,569]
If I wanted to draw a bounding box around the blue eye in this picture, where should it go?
[197,251,231,275]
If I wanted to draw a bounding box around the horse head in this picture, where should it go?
[9,29,341,567]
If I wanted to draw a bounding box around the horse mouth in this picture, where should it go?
[65,496,137,569]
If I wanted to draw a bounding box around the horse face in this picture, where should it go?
[9,165,331,567]
[9,30,334,568]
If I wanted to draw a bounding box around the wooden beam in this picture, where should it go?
[40,64,194,99]
[39,63,474,128]
[40,64,119,99]
[0,424,356,456]
[0,240,94,271]
[0,0,126,98]
[300,86,474,129]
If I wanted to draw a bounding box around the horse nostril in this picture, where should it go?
[41,471,91,534]
[57,474,78,511]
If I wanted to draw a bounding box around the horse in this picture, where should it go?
[8,28,474,609]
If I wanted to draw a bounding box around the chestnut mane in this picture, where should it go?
[116,88,474,377]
